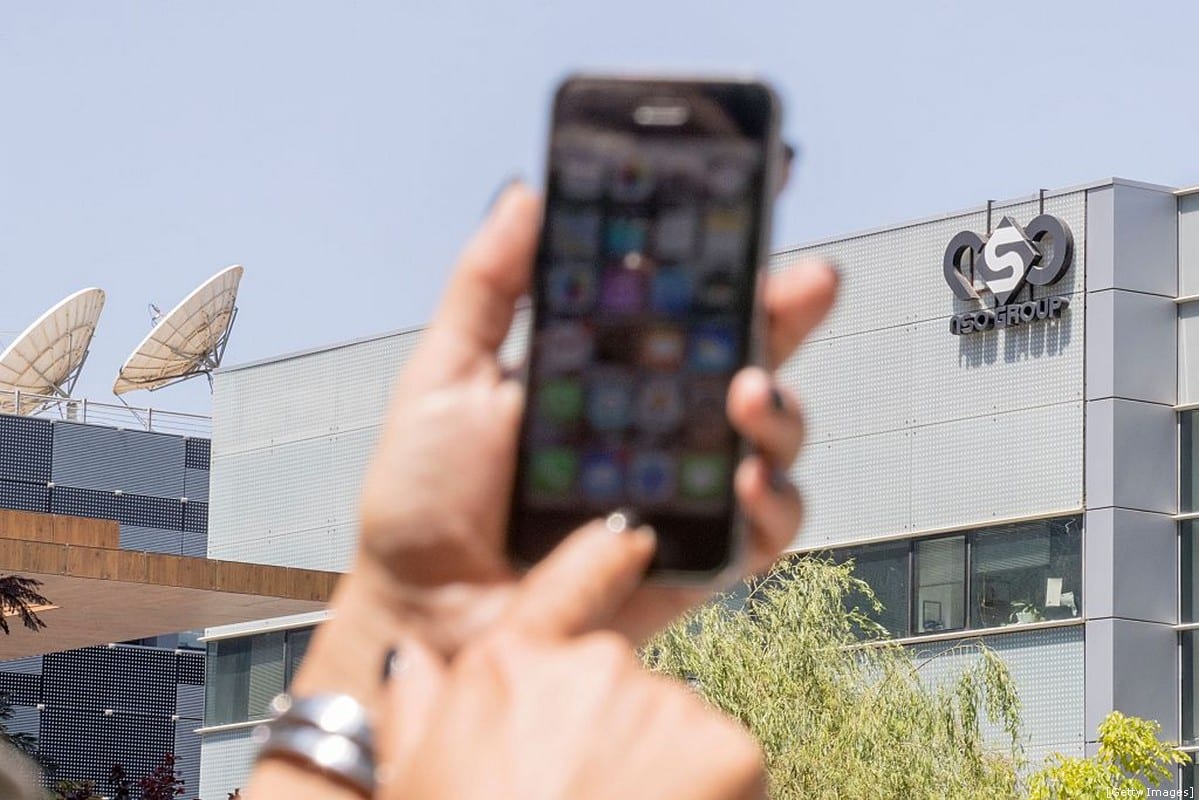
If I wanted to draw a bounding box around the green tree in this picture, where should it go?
[0,574,50,635]
[1028,711,1190,799]
[643,557,1024,799]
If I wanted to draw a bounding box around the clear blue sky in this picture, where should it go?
[2,1,1197,415]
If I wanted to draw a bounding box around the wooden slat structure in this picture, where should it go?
[0,509,339,659]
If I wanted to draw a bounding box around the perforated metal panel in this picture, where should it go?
[0,478,49,513]
[0,414,52,482]
[774,191,1087,546]
[52,422,186,498]
[199,728,258,800]
[210,329,418,569]
[905,625,1085,761]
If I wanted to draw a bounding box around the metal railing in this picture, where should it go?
[0,389,211,438]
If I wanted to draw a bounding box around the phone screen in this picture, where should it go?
[509,78,777,575]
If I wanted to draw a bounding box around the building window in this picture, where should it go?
[817,516,1082,640]
[204,626,314,727]
[834,542,909,637]
[914,537,965,633]
[1185,632,1199,745]
[1183,412,1199,512]
[970,518,1082,629]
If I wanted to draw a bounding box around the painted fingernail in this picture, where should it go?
[381,646,402,683]
[484,175,523,216]
[768,469,790,494]
[605,509,641,533]
[769,386,787,414]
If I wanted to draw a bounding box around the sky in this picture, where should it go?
[2,1,1198,416]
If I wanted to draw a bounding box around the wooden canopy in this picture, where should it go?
[0,508,338,659]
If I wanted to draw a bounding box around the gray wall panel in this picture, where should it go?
[1085,398,1177,514]
[906,626,1085,762]
[181,531,207,558]
[1086,618,1178,739]
[199,728,257,800]
[119,525,182,555]
[184,467,210,502]
[52,422,186,498]
[777,190,1087,545]
[175,719,202,800]
[1084,508,1176,624]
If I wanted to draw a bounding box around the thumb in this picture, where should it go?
[503,513,656,640]
[376,636,448,797]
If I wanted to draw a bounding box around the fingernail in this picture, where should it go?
[381,646,402,683]
[768,469,790,494]
[769,386,786,414]
[484,175,523,216]
[604,509,641,534]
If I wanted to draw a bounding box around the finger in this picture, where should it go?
[377,636,448,796]
[764,259,839,369]
[504,515,656,640]
[735,455,803,575]
[427,182,541,372]
[606,460,801,645]
[726,367,804,468]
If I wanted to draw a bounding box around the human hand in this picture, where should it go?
[378,519,766,800]
[348,182,838,652]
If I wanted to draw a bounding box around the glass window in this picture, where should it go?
[285,627,314,685]
[204,631,285,726]
[914,537,965,633]
[1185,631,1199,744]
[970,517,1082,629]
[836,542,910,638]
[1184,411,1199,512]
[1184,521,1199,623]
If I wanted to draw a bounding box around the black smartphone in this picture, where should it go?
[508,75,782,579]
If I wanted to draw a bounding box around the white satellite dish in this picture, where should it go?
[113,265,244,396]
[0,288,106,415]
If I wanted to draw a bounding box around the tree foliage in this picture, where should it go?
[0,689,38,760]
[0,574,51,635]
[1027,711,1190,799]
[643,557,1024,799]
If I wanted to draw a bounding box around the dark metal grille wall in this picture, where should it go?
[0,413,211,793]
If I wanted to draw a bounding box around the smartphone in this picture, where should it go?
[508,74,782,579]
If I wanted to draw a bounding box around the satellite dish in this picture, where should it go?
[0,288,106,415]
[113,265,244,396]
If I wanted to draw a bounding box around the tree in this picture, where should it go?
[0,574,50,635]
[1027,711,1190,799]
[643,557,1024,799]
[138,752,186,800]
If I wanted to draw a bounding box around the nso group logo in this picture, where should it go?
[943,214,1074,336]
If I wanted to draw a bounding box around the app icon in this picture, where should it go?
[680,453,729,500]
[638,326,686,370]
[538,322,594,374]
[650,265,693,314]
[610,155,654,203]
[586,368,634,432]
[707,155,753,199]
[654,152,705,201]
[547,263,597,315]
[536,378,584,425]
[580,450,624,503]
[688,324,738,374]
[529,447,578,496]
[695,267,740,311]
[653,207,698,262]
[605,216,650,258]
[703,205,750,265]
[598,266,646,315]
[550,209,601,260]
[635,376,684,435]
[628,451,676,504]
[687,379,731,449]
[556,148,606,200]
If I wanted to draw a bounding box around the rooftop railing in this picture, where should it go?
[0,389,211,438]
